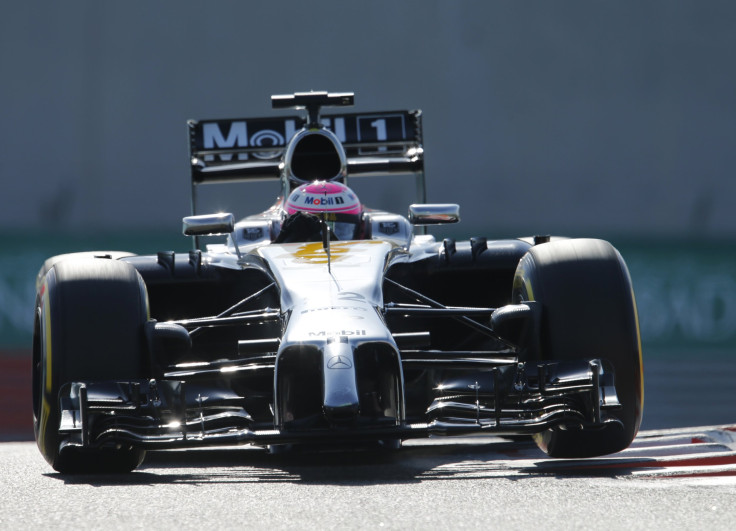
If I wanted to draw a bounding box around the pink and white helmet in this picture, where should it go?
[285,181,363,239]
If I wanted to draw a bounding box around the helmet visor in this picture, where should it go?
[324,213,361,240]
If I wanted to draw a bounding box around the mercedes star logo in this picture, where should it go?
[327,355,353,369]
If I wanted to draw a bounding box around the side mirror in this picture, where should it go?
[408,204,460,225]
[183,213,235,236]
[145,321,192,366]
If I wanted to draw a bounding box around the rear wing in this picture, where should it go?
[188,109,425,212]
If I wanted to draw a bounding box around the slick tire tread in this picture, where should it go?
[514,238,644,458]
[33,257,148,473]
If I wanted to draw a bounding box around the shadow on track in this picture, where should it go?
[48,436,655,487]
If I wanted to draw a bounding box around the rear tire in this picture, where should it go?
[33,258,148,473]
[513,239,644,457]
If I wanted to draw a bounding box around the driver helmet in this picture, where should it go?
[285,181,363,240]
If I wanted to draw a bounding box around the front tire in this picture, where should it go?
[513,239,644,457]
[33,257,148,473]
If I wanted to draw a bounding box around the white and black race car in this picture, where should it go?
[32,91,644,473]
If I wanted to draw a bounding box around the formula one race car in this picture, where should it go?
[32,91,644,473]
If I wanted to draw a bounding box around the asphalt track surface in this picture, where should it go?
[1,426,736,530]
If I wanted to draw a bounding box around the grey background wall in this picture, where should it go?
[2,1,735,238]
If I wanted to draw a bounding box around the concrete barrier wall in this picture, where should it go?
[2,1,735,237]
[0,353,31,441]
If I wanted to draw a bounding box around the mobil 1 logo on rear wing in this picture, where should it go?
[189,110,422,164]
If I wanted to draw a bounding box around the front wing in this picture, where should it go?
[56,358,621,452]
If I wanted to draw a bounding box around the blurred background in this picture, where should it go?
[1,1,735,438]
